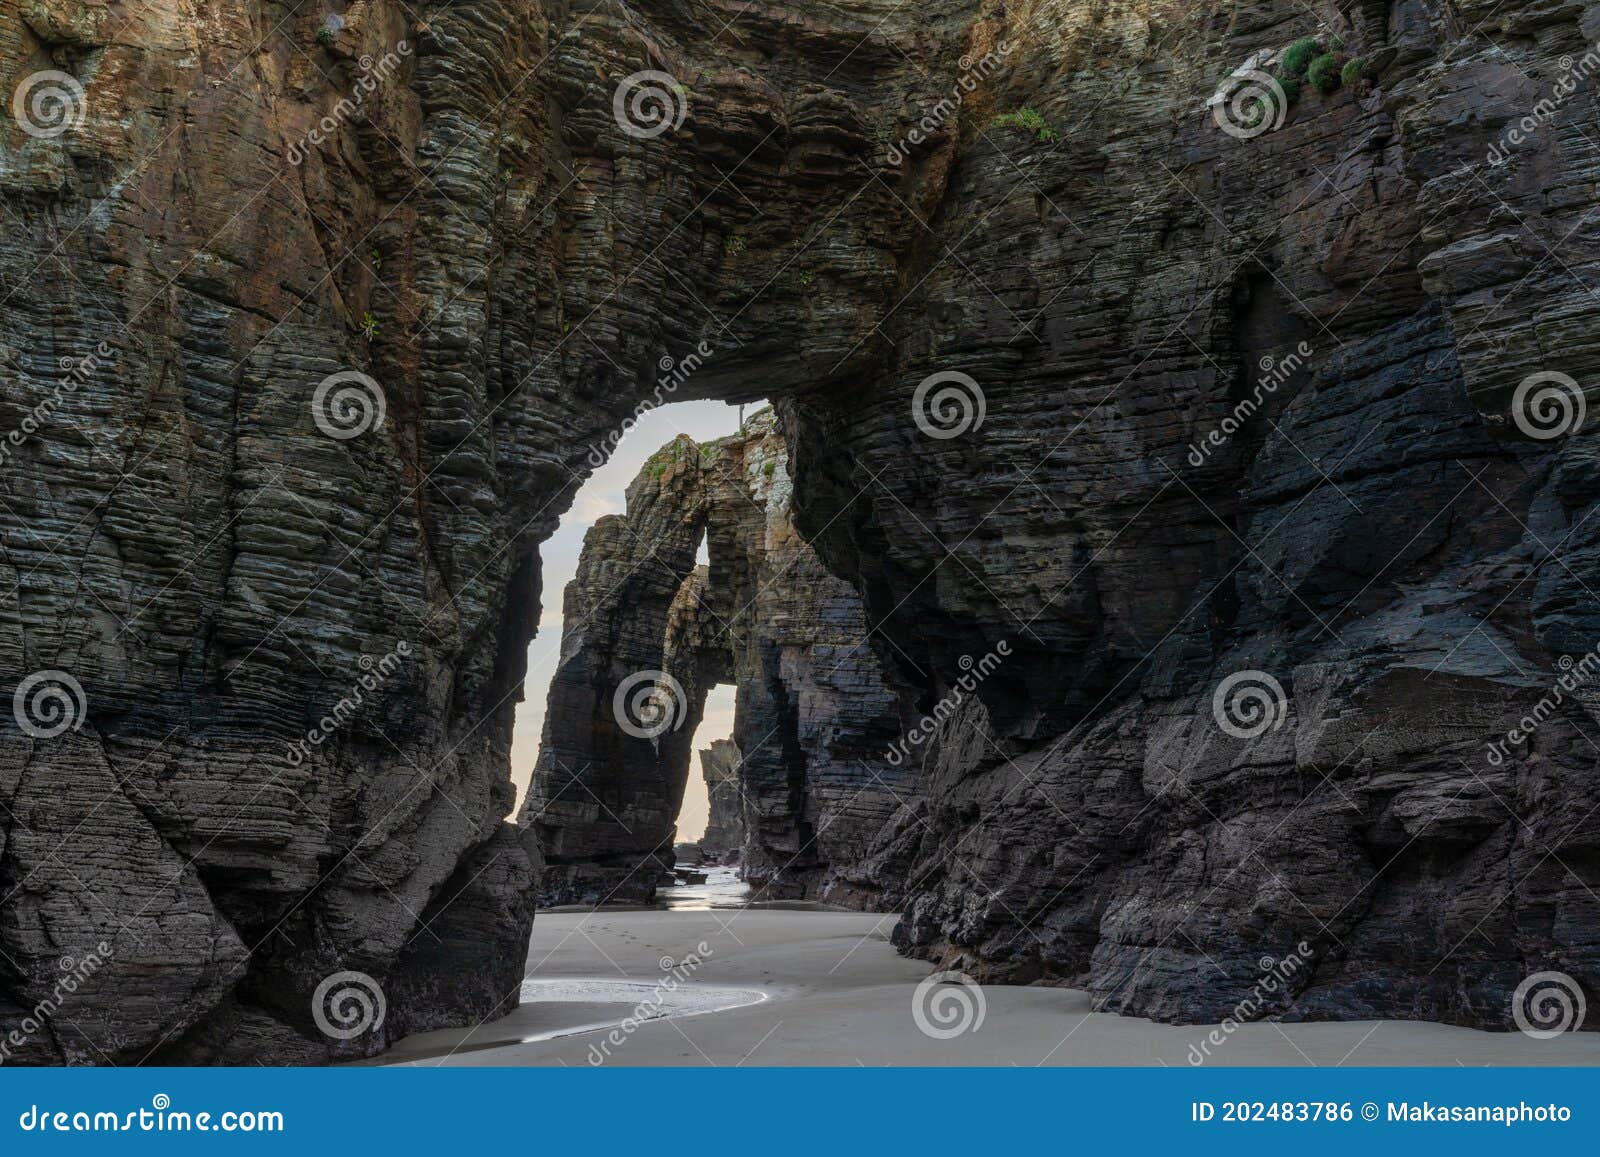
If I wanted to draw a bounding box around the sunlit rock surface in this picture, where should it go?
[699,739,745,860]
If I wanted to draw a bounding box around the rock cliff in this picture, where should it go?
[2,0,1598,1061]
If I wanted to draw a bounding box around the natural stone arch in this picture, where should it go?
[524,412,916,907]
[522,435,712,904]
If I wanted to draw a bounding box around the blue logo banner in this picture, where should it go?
[0,1067,1595,1154]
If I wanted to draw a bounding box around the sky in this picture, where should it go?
[507,399,753,841]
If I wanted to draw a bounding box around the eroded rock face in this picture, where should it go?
[2,0,1598,1061]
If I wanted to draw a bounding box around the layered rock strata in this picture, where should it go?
[2,0,1599,1062]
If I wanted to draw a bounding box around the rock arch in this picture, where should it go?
[523,412,915,908]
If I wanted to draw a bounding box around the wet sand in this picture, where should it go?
[376,878,1600,1067]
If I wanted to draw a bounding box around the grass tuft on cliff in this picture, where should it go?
[993,108,1055,144]
[1279,37,1321,77]
[1307,52,1346,94]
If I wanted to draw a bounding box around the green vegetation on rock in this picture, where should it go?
[994,107,1055,144]
[1280,37,1321,77]
[1307,52,1345,94]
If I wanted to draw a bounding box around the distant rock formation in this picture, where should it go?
[522,412,914,907]
[521,438,710,906]
[698,740,745,859]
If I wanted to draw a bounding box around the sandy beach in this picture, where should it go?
[373,881,1600,1067]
